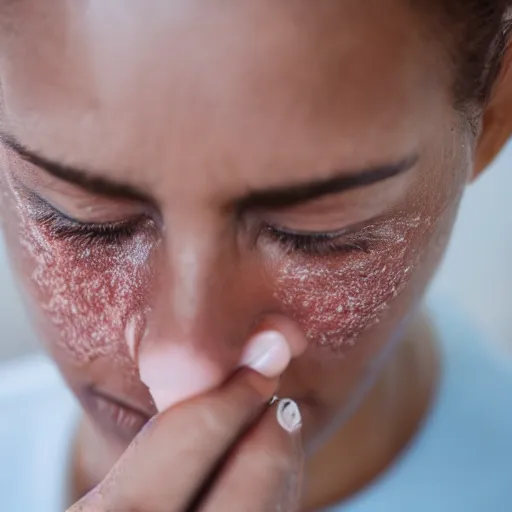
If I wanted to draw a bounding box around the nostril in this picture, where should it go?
[240,330,292,378]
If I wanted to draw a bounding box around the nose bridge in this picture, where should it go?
[144,217,254,366]
[136,216,308,412]
[170,237,207,325]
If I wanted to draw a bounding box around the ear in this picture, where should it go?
[474,41,512,179]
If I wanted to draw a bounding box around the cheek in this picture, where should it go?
[0,154,154,367]
[14,206,154,367]
[274,215,431,351]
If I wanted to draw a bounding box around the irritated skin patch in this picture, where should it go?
[5,169,154,366]
[274,215,429,352]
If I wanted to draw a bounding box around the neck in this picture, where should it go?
[302,311,440,511]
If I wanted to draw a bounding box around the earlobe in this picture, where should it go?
[474,42,512,180]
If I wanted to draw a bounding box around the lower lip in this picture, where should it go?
[84,390,151,442]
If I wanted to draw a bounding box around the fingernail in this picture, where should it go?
[276,399,302,433]
[240,331,291,378]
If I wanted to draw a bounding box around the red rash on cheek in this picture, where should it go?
[274,216,430,351]
[9,187,154,367]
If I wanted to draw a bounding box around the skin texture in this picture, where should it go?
[1,0,512,509]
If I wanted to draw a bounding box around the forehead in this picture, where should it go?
[0,0,448,195]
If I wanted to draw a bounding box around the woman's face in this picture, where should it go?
[0,1,472,450]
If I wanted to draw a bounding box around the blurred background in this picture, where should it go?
[0,142,511,362]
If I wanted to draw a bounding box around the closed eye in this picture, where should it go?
[27,192,147,248]
[263,224,372,256]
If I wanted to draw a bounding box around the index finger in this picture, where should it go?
[69,370,277,512]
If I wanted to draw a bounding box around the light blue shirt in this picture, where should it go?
[2,297,512,511]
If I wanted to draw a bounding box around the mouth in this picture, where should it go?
[84,386,318,444]
[84,386,153,442]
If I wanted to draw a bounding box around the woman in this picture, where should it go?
[1,1,512,510]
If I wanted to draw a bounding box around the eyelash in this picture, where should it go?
[264,225,371,256]
[31,197,371,256]
[34,202,140,248]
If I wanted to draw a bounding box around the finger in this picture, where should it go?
[69,370,278,512]
[142,321,302,413]
[200,398,304,512]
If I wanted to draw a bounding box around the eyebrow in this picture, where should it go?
[0,133,154,203]
[239,155,417,210]
[1,132,417,210]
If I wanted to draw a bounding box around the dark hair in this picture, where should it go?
[442,0,512,108]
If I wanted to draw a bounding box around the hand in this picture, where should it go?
[67,370,304,512]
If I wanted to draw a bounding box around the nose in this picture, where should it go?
[133,227,307,412]
[140,316,307,412]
